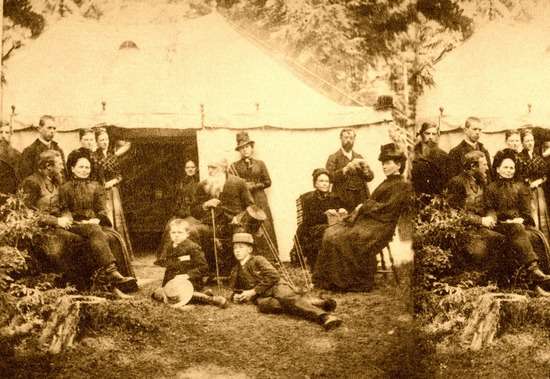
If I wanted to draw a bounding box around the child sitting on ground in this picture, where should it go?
[152,218,227,308]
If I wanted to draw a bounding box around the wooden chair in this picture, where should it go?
[377,240,400,284]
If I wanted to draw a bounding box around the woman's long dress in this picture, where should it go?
[313,175,412,291]
[93,149,134,259]
[231,158,278,250]
[520,149,550,242]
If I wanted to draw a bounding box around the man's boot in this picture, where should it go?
[104,263,138,293]
[527,262,550,283]
[192,292,228,308]
[320,314,343,331]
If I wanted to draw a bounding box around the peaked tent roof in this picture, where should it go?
[3,11,389,131]
[416,19,550,133]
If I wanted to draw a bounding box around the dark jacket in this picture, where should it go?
[20,138,66,180]
[191,174,254,224]
[0,140,21,194]
[162,239,209,287]
[20,172,60,226]
[519,149,547,184]
[411,142,450,196]
[58,179,112,227]
[300,190,343,228]
[231,158,271,193]
[448,140,492,182]
[446,172,485,225]
[173,175,200,219]
[228,255,280,297]
[326,149,374,211]
[484,178,534,226]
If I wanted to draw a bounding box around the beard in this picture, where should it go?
[48,170,63,186]
[342,141,353,151]
[472,169,487,185]
[204,172,226,198]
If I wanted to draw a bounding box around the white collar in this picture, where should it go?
[340,148,353,160]
[463,139,479,149]
[38,136,52,147]
[239,256,251,267]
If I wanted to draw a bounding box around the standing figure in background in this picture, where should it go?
[66,129,100,181]
[448,117,492,181]
[326,128,374,212]
[20,115,66,180]
[175,159,200,219]
[520,128,550,241]
[0,122,21,195]
[230,131,278,251]
[92,127,134,258]
[411,122,450,199]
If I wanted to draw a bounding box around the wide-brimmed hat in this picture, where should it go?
[152,275,194,305]
[232,232,255,245]
[378,143,405,162]
[235,131,255,151]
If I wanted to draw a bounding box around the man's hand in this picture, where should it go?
[57,216,73,229]
[481,216,496,228]
[234,289,256,303]
[203,198,221,209]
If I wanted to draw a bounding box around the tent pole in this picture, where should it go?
[0,0,4,121]
[9,105,15,136]
[200,104,205,128]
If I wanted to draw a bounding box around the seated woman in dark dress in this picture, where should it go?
[313,143,412,292]
[296,168,346,269]
[484,149,550,284]
[58,150,137,292]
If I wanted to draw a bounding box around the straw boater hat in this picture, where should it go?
[232,232,255,245]
[152,275,194,305]
[235,131,255,151]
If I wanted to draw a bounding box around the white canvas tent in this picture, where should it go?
[417,18,550,156]
[2,11,398,260]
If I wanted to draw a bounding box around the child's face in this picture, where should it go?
[170,225,189,245]
[233,243,252,261]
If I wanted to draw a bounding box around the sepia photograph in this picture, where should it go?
[0,0,549,378]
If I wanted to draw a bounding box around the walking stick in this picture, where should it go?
[210,208,222,294]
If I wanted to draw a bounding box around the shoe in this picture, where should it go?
[105,267,138,293]
[322,315,343,331]
[528,265,550,283]
[322,298,337,312]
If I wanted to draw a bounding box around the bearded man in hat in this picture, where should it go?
[229,232,343,331]
[230,131,278,251]
[0,122,21,195]
[191,157,254,274]
[411,122,450,198]
[326,128,374,212]
[314,143,412,292]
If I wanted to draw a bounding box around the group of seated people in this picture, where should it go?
[1,115,417,329]
[412,117,550,289]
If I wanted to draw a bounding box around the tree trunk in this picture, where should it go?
[460,293,528,351]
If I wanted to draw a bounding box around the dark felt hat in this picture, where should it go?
[378,143,405,162]
[493,148,517,171]
[235,131,255,151]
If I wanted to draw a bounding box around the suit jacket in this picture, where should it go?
[228,255,280,297]
[0,140,21,194]
[446,172,485,225]
[325,149,374,211]
[448,140,492,182]
[20,138,66,180]
[20,172,60,226]
[411,143,450,196]
[191,174,254,224]
[162,239,209,286]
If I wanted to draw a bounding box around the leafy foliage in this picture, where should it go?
[0,193,41,249]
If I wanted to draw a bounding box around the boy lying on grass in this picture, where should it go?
[229,232,343,331]
[152,218,227,308]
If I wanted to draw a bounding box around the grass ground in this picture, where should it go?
[0,255,429,379]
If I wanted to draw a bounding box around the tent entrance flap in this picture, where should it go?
[120,132,198,251]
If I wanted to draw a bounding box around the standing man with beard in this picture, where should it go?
[20,115,66,180]
[0,122,21,195]
[448,117,492,181]
[411,122,450,198]
[191,158,254,275]
[326,128,374,212]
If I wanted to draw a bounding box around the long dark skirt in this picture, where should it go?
[313,218,395,292]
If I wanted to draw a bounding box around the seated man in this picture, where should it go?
[446,150,502,262]
[152,219,227,308]
[189,158,254,275]
[229,232,342,331]
[20,150,136,292]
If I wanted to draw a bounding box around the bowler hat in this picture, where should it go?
[235,131,255,151]
[232,232,255,245]
[378,143,405,162]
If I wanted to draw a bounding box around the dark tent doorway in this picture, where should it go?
[108,127,199,253]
